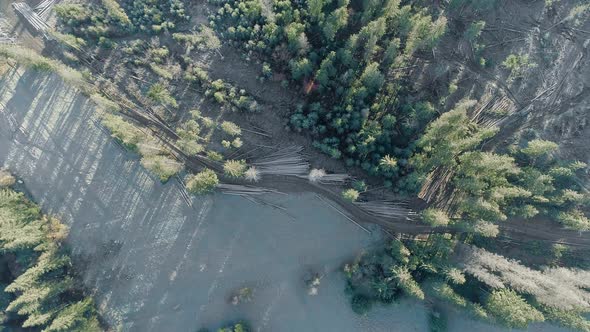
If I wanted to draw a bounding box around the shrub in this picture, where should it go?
[223,160,247,178]
[244,167,260,182]
[350,294,373,315]
[221,121,241,136]
[213,91,226,103]
[342,189,360,202]
[0,170,16,188]
[521,139,558,158]
[429,309,448,332]
[502,54,537,82]
[352,180,367,192]
[102,0,131,27]
[140,155,183,182]
[232,137,243,148]
[101,114,143,151]
[421,208,450,226]
[186,169,219,194]
[485,289,544,328]
[147,83,178,108]
[206,150,224,161]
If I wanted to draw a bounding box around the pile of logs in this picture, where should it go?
[356,200,418,221]
[0,18,17,45]
[35,0,59,20]
[302,168,350,185]
[12,2,50,35]
[217,183,285,196]
[252,146,310,176]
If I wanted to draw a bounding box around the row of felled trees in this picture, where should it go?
[210,0,447,184]
[0,171,101,331]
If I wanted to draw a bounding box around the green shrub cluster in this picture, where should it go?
[186,169,219,194]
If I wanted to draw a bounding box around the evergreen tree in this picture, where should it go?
[486,289,544,328]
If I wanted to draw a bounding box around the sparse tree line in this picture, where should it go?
[0,170,102,331]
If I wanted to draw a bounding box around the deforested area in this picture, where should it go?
[0,0,589,331]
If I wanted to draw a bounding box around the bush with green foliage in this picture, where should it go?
[186,169,219,194]
[102,114,182,181]
[140,155,183,182]
[0,171,15,188]
[147,83,178,108]
[485,289,545,328]
[220,121,241,136]
[502,53,537,82]
[223,160,247,178]
[421,208,450,227]
[342,188,359,202]
[102,113,144,151]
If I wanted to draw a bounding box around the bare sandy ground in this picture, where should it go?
[0,68,573,332]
